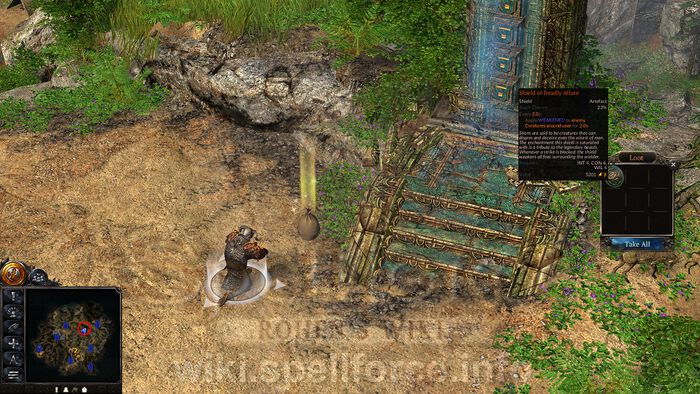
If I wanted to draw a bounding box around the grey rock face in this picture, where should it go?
[587,0,666,44]
[660,0,700,76]
[632,0,667,42]
[146,34,352,128]
[587,0,637,44]
[0,9,54,65]
[586,0,700,76]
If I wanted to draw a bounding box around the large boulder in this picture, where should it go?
[190,56,351,127]
[146,33,352,128]
[0,81,51,102]
[0,9,54,65]
[660,0,700,76]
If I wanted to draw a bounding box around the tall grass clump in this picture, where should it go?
[164,0,329,40]
[109,0,161,62]
[39,0,330,57]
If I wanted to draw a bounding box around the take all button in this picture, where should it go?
[609,237,667,251]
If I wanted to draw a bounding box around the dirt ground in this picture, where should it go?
[0,5,27,44]
[0,112,536,393]
[0,110,698,394]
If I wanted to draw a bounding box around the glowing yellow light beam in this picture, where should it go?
[299,141,316,212]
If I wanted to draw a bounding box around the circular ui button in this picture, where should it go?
[1,262,27,286]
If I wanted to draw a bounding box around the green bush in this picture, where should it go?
[607,85,668,155]
[317,162,372,242]
[355,0,465,128]
[34,0,119,47]
[338,114,386,149]
[496,330,634,393]
[0,48,45,93]
[314,1,390,62]
[309,0,464,129]
[0,49,166,133]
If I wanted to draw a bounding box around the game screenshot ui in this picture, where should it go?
[0,0,698,393]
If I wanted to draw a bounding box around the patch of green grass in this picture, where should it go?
[317,162,372,242]
[0,49,166,133]
[354,0,465,128]
[550,183,600,225]
[497,269,700,393]
[497,171,700,393]
[338,114,386,149]
[0,48,45,93]
[494,384,531,394]
[496,330,634,393]
[151,0,329,39]
[0,97,30,129]
[233,0,330,38]
[658,272,695,301]
[675,210,700,257]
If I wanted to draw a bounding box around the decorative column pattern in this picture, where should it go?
[341,128,442,284]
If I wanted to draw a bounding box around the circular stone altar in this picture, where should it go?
[204,254,280,306]
[210,268,266,302]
